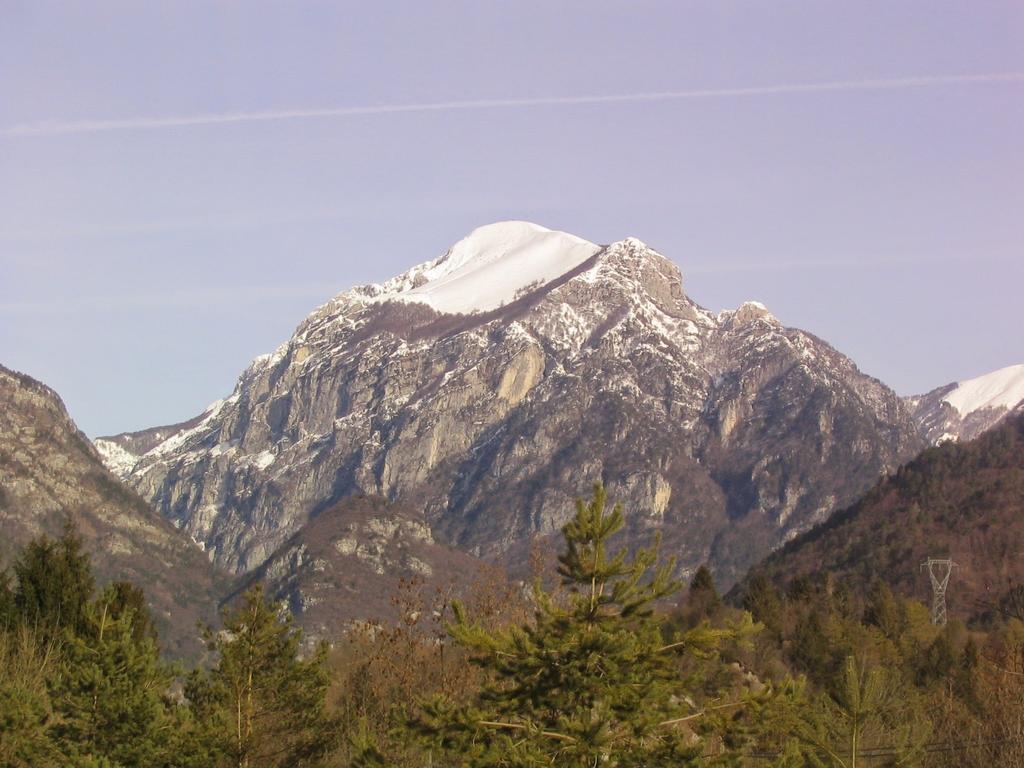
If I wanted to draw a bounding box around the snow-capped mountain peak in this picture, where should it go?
[719,300,777,326]
[909,363,1024,444]
[383,221,601,315]
[943,364,1024,416]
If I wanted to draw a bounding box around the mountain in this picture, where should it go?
[908,363,1024,444]
[736,415,1024,621]
[96,221,924,588]
[227,495,485,643]
[0,364,221,657]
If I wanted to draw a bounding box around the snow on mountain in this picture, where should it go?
[943,364,1024,416]
[93,438,139,476]
[395,221,601,315]
[909,363,1024,444]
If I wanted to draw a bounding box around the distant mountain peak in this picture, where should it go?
[361,220,602,316]
[720,300,777,327]
[943,364,1024,416]
[908,363,1024,444]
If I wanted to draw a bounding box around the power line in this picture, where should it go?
[712,734,1024,761]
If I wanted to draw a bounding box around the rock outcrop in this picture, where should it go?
[228,495,485,643]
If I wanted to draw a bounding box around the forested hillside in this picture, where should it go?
[6,485,1024,766]
[738,414,1024,621]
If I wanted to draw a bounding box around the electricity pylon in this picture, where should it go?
[921,558,957,626]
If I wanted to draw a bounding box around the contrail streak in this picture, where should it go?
[4,72,1023,137]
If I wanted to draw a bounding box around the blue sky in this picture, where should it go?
[2,1,1022,436]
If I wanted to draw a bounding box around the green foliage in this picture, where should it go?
[50,588,175,767]
[862,580,905,642]
[916,629,958,687]
[0,568,14,627]
[687,565,722,620]
[798,614,843,688]
[103,580,159,648]
[184,584,337,768]
[743,574,784,638]
[13,521,94,637]
[780,656,930,767]
[400,484,758,766]
[0,625,61,767]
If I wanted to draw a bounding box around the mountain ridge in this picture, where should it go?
[95,222,924,588]
[0,363,223,658]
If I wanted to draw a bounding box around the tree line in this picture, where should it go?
[3,486,1024,766]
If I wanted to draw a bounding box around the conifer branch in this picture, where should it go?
[475,720,578,742]
[657,699,748,727]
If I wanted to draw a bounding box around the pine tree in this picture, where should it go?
[104,580,159,648]
[184,584,337,768]
[13,522,94,637]
[50,584,174,767]
[0,625,61,767]
[404,484,757,767]
[687,565,722,621]
[742,574,784,639]
[784,656,929,767]
[862,580,905,642]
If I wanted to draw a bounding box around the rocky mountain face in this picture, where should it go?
[736,414,1024,622]
[0,364,221,658]
[228,495,485,643]
[97,221,924,588]
[908,364,1024,444]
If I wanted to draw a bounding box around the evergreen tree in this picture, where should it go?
[50,585,174,767]
[104,580,159,648]
[790,610,836,686]
[403,484,757,767]
[862,580,905,643]
[0,625,61,767]
[783,656,929,767]
[184,584,337,768]
[742,575,784,639]
[13,522,94,637]
[916,628,958,687]
[687,565,722,620]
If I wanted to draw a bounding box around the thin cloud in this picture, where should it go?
[4,72,1023,137]
[685,252,1004,276]
[0,283,337,316]
[685,257,920,275]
